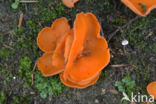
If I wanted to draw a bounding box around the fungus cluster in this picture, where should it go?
[37,12,110,88]
[121,0,156,16]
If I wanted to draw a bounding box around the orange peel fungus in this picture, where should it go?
[62,0,79,8]
[37,12,110,88]
[121,0,156,16]
[147,81,156,99]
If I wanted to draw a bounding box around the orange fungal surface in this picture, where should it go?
[147,81,156,99]
[62,0,79,8]
[121,0,156,16]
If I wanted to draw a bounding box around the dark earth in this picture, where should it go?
[0,0,156,104]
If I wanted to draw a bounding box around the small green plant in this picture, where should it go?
[12,96,20,104]
[104,0,110,6]
[115,74,136,96]
[138,3,146,13]
[35,72,64,99]
[0,91,6,104]
[11,0,20,9]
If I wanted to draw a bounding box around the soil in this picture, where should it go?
[0,0,156,104]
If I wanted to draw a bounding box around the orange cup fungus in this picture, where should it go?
[37,12,110,88]
[147,81,156,99]
[121,0,156,16]
[62,0,79,8]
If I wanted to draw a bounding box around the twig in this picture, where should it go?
[110,64,130,68]
[149,57,156,62]
[100,24,104,37]
[39,22,43,28]
[99,19,104,37]
[145,32,153,39]
[108,16,140,42]
[20,0,39,3]
[123,46,127,55]
[18,12,23,28]
[3,44,13,50]
[31,60,37,86]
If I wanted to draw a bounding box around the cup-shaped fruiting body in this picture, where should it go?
[62,0,79,8]
[147,81,156,99]
[121,0,156,16]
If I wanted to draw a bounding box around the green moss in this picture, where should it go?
[36,1,65,23]
[35,72,65,99]
[13,27,25,36]
[3,80,8,90]
[0,91,6,104]
[130,59,152,94]
[104,0,110,6]
[112,18,127,26]
[0,47,12,57]
[19,56,32,83]
[12,96,32,104]
[0,36,2,43]
[0,47,14,61]
[12,96,20,104]
[0,67,6,74]
[26,20,41,37]
[126,18,150,49]
[23,82,30,88]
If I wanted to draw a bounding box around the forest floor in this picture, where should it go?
[0,0,156,104]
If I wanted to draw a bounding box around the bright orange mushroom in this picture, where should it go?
[62,0,79,8]
[62,13,110,86]
[121,0,156,16]
[147,81,156,99]
[37,13,110,88]
[37,17,71,76]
